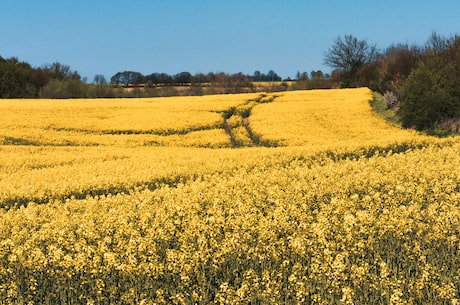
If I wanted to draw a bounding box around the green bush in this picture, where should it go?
[399,57,460,131]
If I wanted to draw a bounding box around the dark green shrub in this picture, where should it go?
[399,57,459,130]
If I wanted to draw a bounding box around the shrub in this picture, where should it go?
[399,58,459,130]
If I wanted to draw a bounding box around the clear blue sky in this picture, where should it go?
[1,0,459,81]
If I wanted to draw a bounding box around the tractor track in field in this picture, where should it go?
[222,94,280,147]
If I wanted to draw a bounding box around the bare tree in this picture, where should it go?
[41,62,80,81]
[324,35,378,87]
[94,74,106,85]
[426,31,456,54]
[93,74,108,97]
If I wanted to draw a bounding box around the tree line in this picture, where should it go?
[0,59,86,98]
[1,54,332,98]
[324,32,460,133]
[0,58,293,98]
[110,70,283,87]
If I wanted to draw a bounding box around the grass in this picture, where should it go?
[368,92,402,126]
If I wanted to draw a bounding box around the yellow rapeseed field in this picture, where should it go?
[250,88,428,148]
[0,89,459,304]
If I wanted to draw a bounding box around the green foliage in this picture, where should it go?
[399,56,460,130]
[0,56,38,97]
[0,56,88,98]
[361,33,460,134]
[39,78,87,98]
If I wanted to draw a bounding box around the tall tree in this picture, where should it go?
[370,43,422,95]
[426,31,456,55]
[267,70,281,81]
[93,74,108,97]
[110,71,143,86]
[324,35,378,87]
[174,72,192,85]
[0,56,38,97]
[93,74,106,85]
[41,62,80,81]
[253,70,262,82]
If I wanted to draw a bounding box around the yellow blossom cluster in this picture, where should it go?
[0,89,459,304]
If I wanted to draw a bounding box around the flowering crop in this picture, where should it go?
[0,94,259,147]
[250,88,432,149]
[0,89,459,304]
